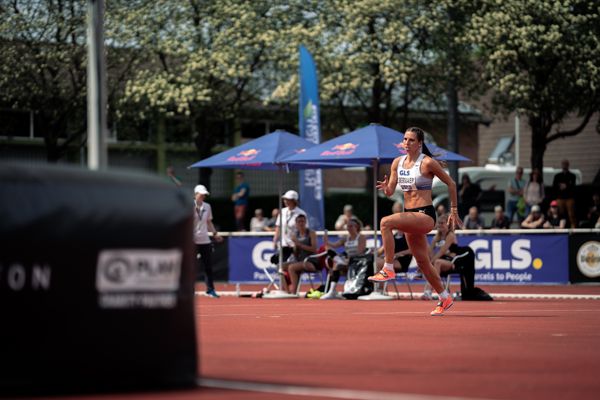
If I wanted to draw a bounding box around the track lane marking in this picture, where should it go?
[197,378,493,400]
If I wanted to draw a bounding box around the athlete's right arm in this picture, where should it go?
[377,158,399,197]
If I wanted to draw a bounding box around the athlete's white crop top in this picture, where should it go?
[396,153,433,192]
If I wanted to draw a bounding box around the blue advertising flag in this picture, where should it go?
[298,45,324,230]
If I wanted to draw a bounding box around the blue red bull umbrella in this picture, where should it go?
[283,123,470,165]
[189,130,315,170]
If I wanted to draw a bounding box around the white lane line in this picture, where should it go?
[196,291,600,300]
[197,378,493,400]
[197,308,600,318]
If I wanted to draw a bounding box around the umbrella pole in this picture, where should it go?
[372,159,378,270]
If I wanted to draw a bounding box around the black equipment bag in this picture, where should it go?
[342,254,374,299]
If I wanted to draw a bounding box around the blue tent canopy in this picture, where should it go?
[284,123,470,165]
[188,130,313,170]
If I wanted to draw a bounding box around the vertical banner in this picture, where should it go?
[299,45,324,229]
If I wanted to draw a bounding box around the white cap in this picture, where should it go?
[531,205,541,213]
[194,184,210,195]
[344,204,353,212]
[282,190,299,200]
[494,205,503,212]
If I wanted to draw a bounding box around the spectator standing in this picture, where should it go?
[264,208,279,232]
[231,171,250,231]
[273,190,307,264]
[521,205,545,229]
[193,185,223,298]
[553,159,577,228]
[334,204,362,230]
[490,205,511,229]
[166,165,183,187]
[462,206,484,229]
[524,168,545,216]
[250,208,267,232]
[544,200,567,229]
[507,166,526,224]
[458,174,482,219]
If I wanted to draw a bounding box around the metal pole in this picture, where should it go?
[372,159,379,270]
[515,113,520,166]
[278,165,284,276]
[87,0,108,170]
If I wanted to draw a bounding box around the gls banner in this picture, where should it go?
[459,234,569,284]
[229,235,360,282]
[298,45,324,230]
[228,234,569,284]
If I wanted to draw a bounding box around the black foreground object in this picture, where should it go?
[0,162,197,394]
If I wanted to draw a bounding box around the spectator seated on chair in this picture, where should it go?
[320,218,366,300]
[462,206,483,230]
[281,214,317,294]
[543,200,566,229]
[423,213,457,300]
[521,205,545,229]
[441,242,476,299]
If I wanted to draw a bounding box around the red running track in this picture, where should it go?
[26,284,600,400]
[197,292,600,400]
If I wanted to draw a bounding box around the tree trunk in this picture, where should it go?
[194,113,213,188]
[446,78,459,185]
[528,115,548,173]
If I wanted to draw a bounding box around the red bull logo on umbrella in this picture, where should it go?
[227,148,261,162]
[394,142,407,154]
[320,142,359,156]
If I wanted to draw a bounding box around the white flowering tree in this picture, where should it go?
[268,0,439,131]
[119,0,308,183]
[468,0,600,171]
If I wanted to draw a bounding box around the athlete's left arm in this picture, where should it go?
[425,157,462,229]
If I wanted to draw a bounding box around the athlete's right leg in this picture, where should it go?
[369,212,433,282]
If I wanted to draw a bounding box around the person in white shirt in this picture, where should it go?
[272,190,307,264]
[193,184,223,298]
[250,208,267,232]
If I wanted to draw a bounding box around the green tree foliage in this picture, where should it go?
[0,0,142,161]
[0,0,88,161]
[468,0,600,171]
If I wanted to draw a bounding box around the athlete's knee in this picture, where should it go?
[380,215,394,230]
[414,255,431,267]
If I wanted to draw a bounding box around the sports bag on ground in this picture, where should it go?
[342,254,374,299]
